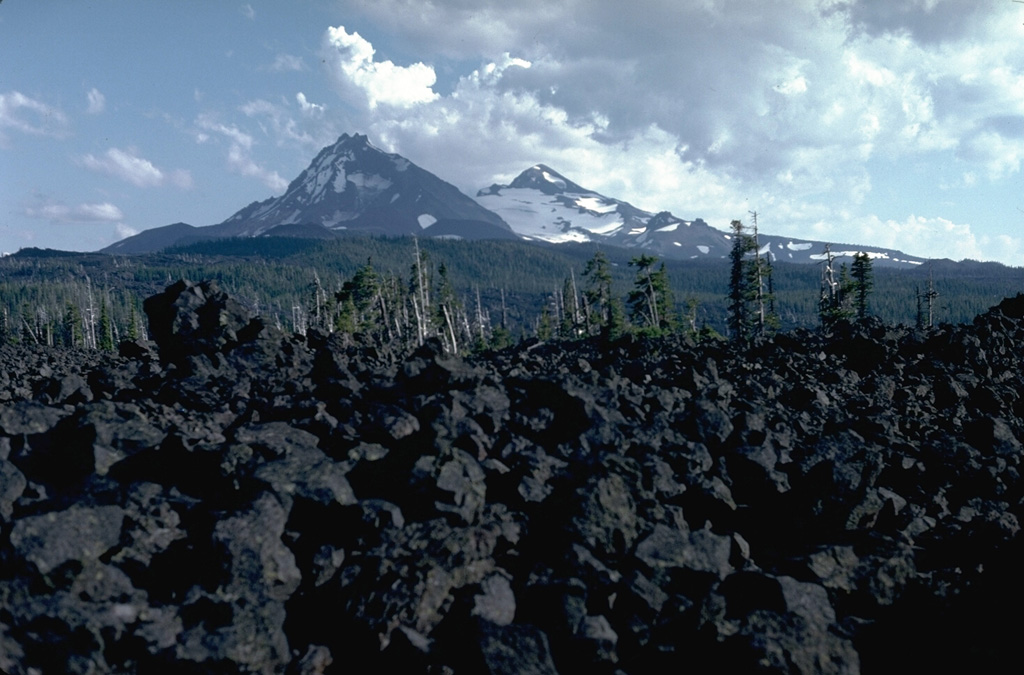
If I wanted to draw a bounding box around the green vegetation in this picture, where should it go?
[0,235,1022,351]
[727,217,779,343]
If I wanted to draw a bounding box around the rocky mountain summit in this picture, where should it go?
[1,281,1023,672]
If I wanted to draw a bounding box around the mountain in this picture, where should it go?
[214,133,513,238]
[103,222,201,255]
[476,165,927,268]
[103,135,927,267]
[103,134,516,253]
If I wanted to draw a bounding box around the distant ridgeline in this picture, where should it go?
[1,236,1022,351]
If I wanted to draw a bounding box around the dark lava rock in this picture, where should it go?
[1,280,1023,673]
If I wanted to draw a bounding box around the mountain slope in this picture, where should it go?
[477,165,927,268]
[102,136,926,267]
[213,133,512,239]
[102,222,201,255]
[103,134,515,254]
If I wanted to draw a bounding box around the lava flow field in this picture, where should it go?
[1,280,1023,673]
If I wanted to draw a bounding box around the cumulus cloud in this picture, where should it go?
[322,25,439,109]
[86,88,106,114]
[319,0,1024,262]
[24,199,124,224]
[79,147,192,189]
[0,91,70,141]
[196,114,288,192]
[240,4,255,21]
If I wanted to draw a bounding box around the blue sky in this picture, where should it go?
[2,1,1023,264]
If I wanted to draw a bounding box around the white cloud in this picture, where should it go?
[296,92,323,116]
[0,91,70,141]
[239,98,329,150]
[24,200,124,223]
[81,148,163,187]
[267,54,305,72]
[86,87,106,114]
[168,169,194,189]
[196,116,253,149]
[958,128,1024,180]
[322,25,439,109]
[240,4,255,21]
[196,114,288,192]
[227,144,288,192]
[79,147,191,189]
[316,1,1024,263]
[115,223,139,239]
[799,212,997,262]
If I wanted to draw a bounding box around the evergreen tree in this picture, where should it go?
[61,302,84,347]
[851,252,874,319]
[583,251,623,337]
[627,254,675,334]
[728,219,757,343]
[98,299,115,351]
[0,308,10,346]
[336,258,382,336]
[125,303,140,341]
[537,304,554,340]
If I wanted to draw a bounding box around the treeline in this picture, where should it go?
[0,234,1022,351]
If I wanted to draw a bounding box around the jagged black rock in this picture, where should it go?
[1,280,1022,673]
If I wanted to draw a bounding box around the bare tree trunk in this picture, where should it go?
[750,211,765,333]
[411,295,425,347]
[442,304,458,355]
[475,287,486,342]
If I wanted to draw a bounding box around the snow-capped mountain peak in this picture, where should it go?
[476,165,717,253]
[212,133,512,239]
[506,164,591,195]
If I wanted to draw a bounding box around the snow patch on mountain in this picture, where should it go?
[332,170,347,193]
[348,173,391,192]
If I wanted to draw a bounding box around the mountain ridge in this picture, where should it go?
[102,133,927,268]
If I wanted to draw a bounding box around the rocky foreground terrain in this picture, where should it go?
[1,280,1023,673]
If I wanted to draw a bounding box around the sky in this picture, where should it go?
[1,1,1023,264]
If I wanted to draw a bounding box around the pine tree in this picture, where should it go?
[628,254,675,334]
[98,298,115,351]
[728,219,757,343]
[583,251,618,337]
[336,258,382,336]
[125,303,140,341]
[537,304,554,340]
[851,252,874,319]
[62,302,84,347]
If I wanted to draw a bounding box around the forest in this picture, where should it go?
[1,231,1023,352]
